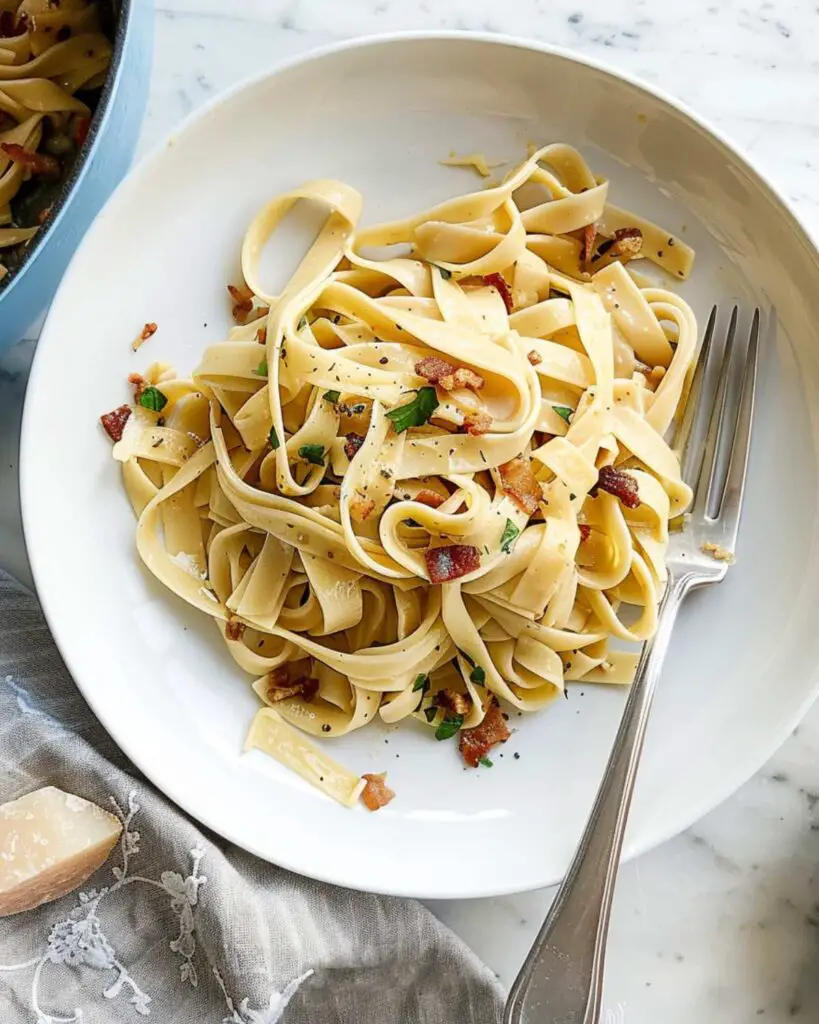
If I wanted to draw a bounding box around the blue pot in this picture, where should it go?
[0,0,153,352]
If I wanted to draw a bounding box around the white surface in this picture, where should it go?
[2,2,819,1020]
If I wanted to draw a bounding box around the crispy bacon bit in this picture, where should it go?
[499,456,541,516]
[527,349,543,366]
[463,410,493,436]
[579,524,592,542]
[100,405,131,442]
[265,667,319,704]
[425,544,481,584]
[415,355,454,384]
[596,464,641,509]
[344,432,365,460]
[72,115,91,148]
[415,356,484,393]
[580,223,597,268]
[433,689,472,716]
[225,618,246,641]
[360,772,396,812]
[227,283,254,323]
[131,321,157,352]
[350,495,376,521]
[256,326,267,344]
[611,226,643,257]
[127,372,146,400]
[0,143,60,178]
[415,489,446,509]
[459,699,511,768]
[593,227,643,266]
[482,272,514,314]
[442,367,485,392]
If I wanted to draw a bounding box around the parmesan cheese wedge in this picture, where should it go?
[0,787,122,917]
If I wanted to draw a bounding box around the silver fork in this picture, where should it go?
[503,305,762,1024]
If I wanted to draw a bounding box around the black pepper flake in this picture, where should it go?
[513,752,520,760]
[379,356,388,365]
[668,238,675,246]
[657,250,664,258]
[321,724,331,733]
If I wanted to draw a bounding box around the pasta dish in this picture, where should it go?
[101,145,697,810]
[0,0,111,277]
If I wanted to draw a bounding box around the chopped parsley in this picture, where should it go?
[553,405,573,425]
[384,387,439,433]
[478,757,493,768]
[323,390,340,404]
[139,386,167,413]
[297,316,308,330]
[268,426,280,450]
[423,706,438,723]
[435,714,464,741]
[470,665,486,685]
[412,674,429,692]
[254,359,268,377]
[298,444,326,465]
[500,518,520,554]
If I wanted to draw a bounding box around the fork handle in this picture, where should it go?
[504,576,690,1024]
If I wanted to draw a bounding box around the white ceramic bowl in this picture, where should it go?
[21,34,819,898]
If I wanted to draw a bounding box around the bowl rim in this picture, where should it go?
[21,30,819,898]
[0,0,134,298]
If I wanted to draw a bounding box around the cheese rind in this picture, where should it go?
[0,786,123,916]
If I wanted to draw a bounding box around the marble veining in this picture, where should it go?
[3,2,819,1020]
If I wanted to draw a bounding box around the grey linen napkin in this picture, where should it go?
[0,570,504,1023]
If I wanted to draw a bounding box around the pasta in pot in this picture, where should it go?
[102,144,698,807]
[0,0,112,276]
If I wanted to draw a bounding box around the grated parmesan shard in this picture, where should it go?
[0,787,122,917]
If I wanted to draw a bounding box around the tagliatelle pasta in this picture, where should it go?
[102,144,698,809]
[0,0,112,276]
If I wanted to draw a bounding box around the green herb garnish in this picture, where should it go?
[254,359,268,377]
[298,444,326,466]
[470,665,486,685]
[424,706,438,723]
[384,387,439,433]
[429,263,452,280]
[298,316,308,330]
[412,674,428,692]
[323,390,340,404]
[435,714,464,741]
[139,386,167,413]
[553,405,573,425]
[268,426,280,450]
[500,519,520,554]
[478,757,493,768]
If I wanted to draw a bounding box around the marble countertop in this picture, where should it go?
[3,1,819,1020]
